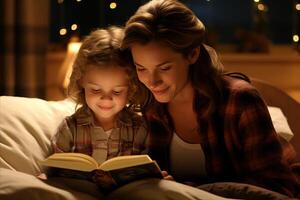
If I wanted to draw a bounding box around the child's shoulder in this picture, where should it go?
[63,106,91,125]
[119,108,145,128]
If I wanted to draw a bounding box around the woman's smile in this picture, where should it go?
[151,86,170,95]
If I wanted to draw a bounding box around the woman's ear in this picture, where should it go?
[188,47,200,64]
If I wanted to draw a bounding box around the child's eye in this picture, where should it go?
[91,89,101,94]
[113,91,122,95]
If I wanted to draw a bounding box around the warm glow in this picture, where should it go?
[59,28,67,36]
[254,0,259,3]
[296,4,300,11]
[68,42,81,54]
[60,42,82,89]
[257,3,265,11]
[71,24,78,31]
[58,0,64,4]
[110,2,117,9]
[76,0,82,2]
[293,35,299,43]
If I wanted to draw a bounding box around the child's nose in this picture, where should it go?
[100,93,113,100]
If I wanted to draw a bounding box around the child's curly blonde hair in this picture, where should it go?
[68,26,143,111]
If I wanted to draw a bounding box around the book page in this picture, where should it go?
[99,155,152,171]
[41,153,99,172]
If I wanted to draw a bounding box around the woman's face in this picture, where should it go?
[131,41,197,103]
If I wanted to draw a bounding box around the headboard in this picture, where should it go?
[251,78,300,160]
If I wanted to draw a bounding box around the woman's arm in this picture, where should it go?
[234,87,300,196]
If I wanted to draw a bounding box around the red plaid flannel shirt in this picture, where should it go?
[145,76,300,197]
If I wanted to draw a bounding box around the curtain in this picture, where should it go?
[0,0,49,98]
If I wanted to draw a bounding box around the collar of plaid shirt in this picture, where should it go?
[74,106,135,128]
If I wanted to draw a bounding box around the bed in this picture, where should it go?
[251,78,300,161]
[0,79,299,200]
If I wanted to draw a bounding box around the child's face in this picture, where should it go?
[82,65,129,125]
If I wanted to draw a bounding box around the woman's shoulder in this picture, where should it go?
[223,73,257,94]
[222,74,264,105]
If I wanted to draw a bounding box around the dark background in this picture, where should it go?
[50,0,299,45]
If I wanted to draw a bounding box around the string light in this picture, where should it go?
[57,0,81,38]
[293,35,299,42]
[71,24,78,31]
[254,0,260,3]
[293,1,299,45]
[257,3,265,11]
[110,2,117,9]
[59,28,67,36]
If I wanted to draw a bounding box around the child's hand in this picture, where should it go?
[37,173,48,180]
[161,170,174,181]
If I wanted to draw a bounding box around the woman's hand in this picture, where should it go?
[161,170,174,181]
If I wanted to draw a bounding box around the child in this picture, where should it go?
[52,26,148,169]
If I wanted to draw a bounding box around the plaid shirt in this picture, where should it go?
[145,76,300,197]
[52,106,148,163]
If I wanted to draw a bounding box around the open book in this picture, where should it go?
[40,153,163,191]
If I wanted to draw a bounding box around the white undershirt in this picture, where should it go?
[170,132,206,181]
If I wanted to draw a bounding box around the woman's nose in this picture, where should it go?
[147,72,162,89]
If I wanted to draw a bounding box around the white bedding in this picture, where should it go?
[267,106,293,141]
[0,96,294,199]
[0,168,100,200]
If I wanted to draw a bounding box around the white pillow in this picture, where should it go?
[267,106,294,141]
[0,96,293,176]
[0,96,75,175]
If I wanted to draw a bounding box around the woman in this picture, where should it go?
[119,0,300,198]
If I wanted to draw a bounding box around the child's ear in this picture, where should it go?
[188,47,200,64]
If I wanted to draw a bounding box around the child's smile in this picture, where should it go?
[82,64,129,128]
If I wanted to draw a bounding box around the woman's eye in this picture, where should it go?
[160,66,171,71]
[136,67,145,72]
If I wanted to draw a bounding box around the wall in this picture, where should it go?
[46,50,66,100]
[220,45,300,102]
[45,45,300,102]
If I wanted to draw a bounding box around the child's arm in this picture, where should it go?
[51,117,75,153]
[132,122,149,155]
[38,117,75,180]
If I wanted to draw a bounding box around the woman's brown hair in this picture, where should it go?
[122,0,224,119]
